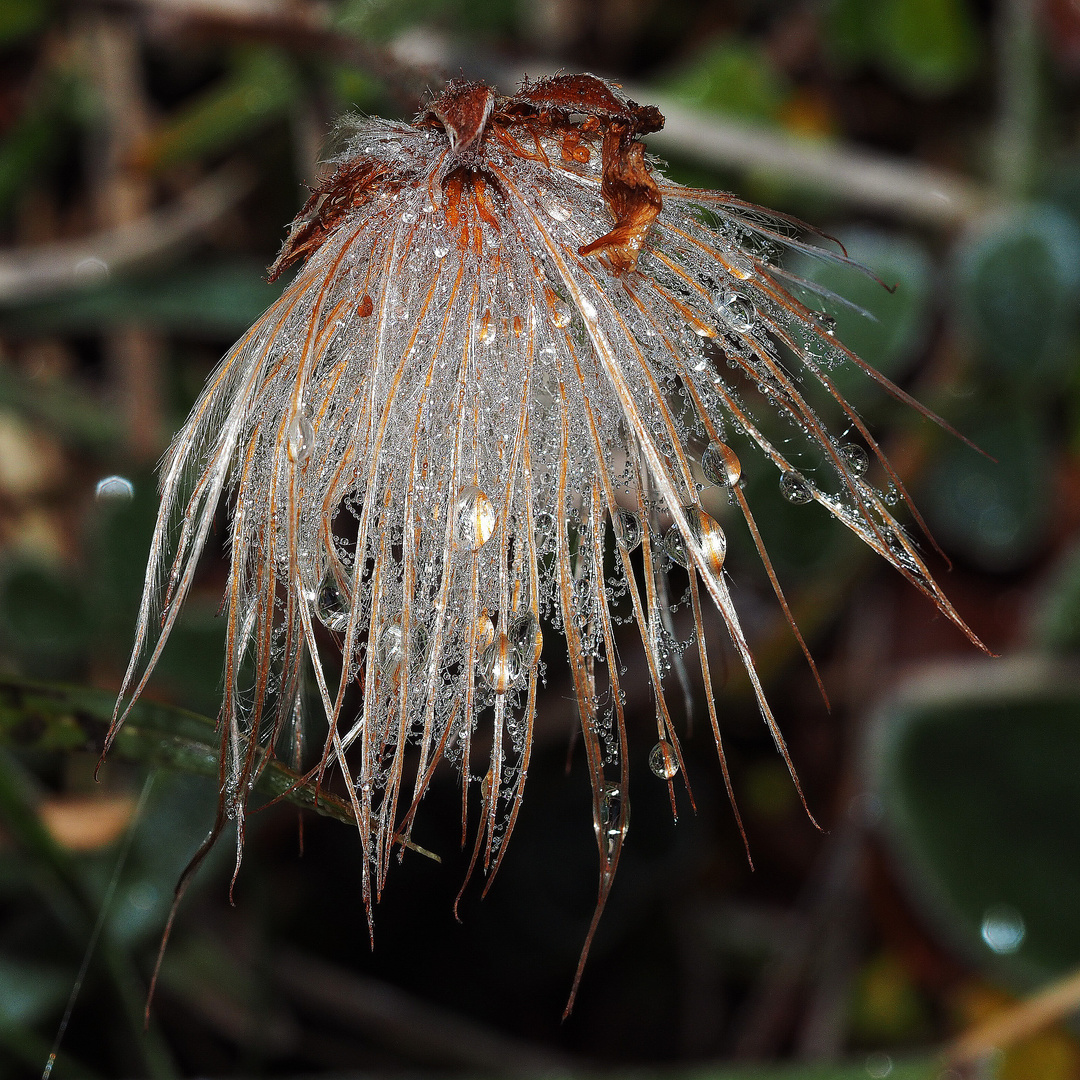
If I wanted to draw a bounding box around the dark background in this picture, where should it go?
[1,0,1080,1077]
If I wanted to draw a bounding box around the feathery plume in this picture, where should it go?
[109,73,982,1012]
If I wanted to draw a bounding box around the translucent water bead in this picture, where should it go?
[507,611,542,668]
[475,611,495,652]
[779,471,813,505]
[701,442,742,487]
[663,507,727,577]
[376,621,405,677]
[613,507,643,551]
[480,632,523,695]
[598,782,627,855]
[838,442,869,476]
[716,290,755,333]
[315,570,350,631]
[649,740,679,779]
[287,409,314,466]
[455,485,496,551]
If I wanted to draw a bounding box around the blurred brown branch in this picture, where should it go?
[0,161,252,304]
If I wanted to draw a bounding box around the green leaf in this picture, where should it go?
[872,660,1080,988]
[921,407,1050,572]
[874,0,980,95]
[136,48,300,172]
[955,204,1080,386]
[0,0,47,47]
[1030,540,1080,653]
[662,39,789,124]
[0,677,356,825]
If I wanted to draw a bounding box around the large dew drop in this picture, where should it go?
[664,507,727,577]
[507,611,542,668]
[613,507,643,551]
[701,442,742,487]
[717,290,755,333]
[315,571,350,631]
[838,442,869,476]
[779,471,813,505]
[455,485,496,551]
[480,632,523,695]
[648,740,679,779]
[376,621,405,677]
[287,409,314,465]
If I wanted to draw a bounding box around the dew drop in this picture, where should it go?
[579,296,598,321]
[545,201,571,222]
[401,209,418,224]
[717,290,755,333]
[839,442,869,476]
[816,311,838,335]
[549,299,572,328]
[981,905,1025,954]
[287,409,314,466]
[480,632,523,694]
[376,621,405,677]
[433,241,450,259]
[728,254,754,280]
[664,508,727,575]
[598,782,627,854]
[701,442,742,487]
[864,1053,893,1079]
[779,472,813,505]
[649,740,679,779]
[392,302,407,320]
[613,507,643,551]
[478,311,497,344]
[455,485,496,551]
[422,200,436,214]
[315,571,350,631]
[95,475,134,501]
[475,611,495,652]
[507,611,542,668]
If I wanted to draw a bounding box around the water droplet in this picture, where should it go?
[649,740,679,779]
[392,302,407,320]
[549,299,572,328]
[95,475,134,501]
[664,508,727,575]
[579,296,598,321]
[475,611,495,652]
[433,241,450,259]
[287,409,314,465]
[981,905,1025,954]
[401,209,418,224]
[315,571,350,631]
[701,442,742,487]
[728,254,754,280]
[839,442,869,476]
[545,201,571,222]
[779,471,813,505]
[75,257,109,284]
[507,611,542,668]
[613,508,643,551]
[865,1053,893,1078]
[376,621,405,677]
[816,311,837,335]
[598,782,627,854]
[422,200,436,214]
[455,485,496,551]
[477,311,496,344]
[480,632,522,694]
[717,290,755,333]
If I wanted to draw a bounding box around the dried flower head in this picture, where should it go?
[110,74,982,1010]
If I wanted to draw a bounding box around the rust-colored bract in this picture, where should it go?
[110,73,982,1016]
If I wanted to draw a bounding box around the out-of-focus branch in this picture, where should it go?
[0,162,252,305]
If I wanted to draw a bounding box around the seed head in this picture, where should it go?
[109,73,982,1012]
